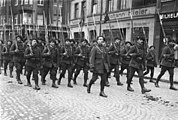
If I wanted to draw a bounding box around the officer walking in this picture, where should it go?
[87,36,110,97]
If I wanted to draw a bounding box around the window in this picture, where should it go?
[37,15,43,25]
[22,13,32,24]
[38,0,44,5]
[24,0,28,4]
[14,15,18,25]
[0,0,2,7]
[108,0,114,12]
[74,3,79,18]
[92,0,98,14]
[117,0,129,10]
[29,0,33,4]
[132,0,156,7]
[15,0,18,6]
[2,0,6,6]
[82,1,86,18]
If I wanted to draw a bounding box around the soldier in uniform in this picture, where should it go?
[119,41,132,79]
[73,39,90,87]
[144,46,157,83]
[107,38,123,86]
[87,36,110,97]
[58,39,74,88]
[126,37,151,94]
[2,40,14,77]
[155,39,177,90]
[0,40,3,74]
[24,39,41,90]
[41,40,59,88]
[10,35,26,84]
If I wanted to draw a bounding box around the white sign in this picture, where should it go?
[160,12,178,20]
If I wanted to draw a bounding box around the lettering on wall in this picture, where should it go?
[160,12,178,20]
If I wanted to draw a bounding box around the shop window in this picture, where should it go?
[91,0,98,14]
[74,3,79,18]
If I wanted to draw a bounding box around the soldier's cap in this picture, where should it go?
[114,37,122,41]
[65,38,71,42]
[125,41,132,45]
[96,36,106,41]
[137,36,145,41]
[168,39,176,43]
[92,40,97,43]
[70,39,75,44]
[16,35,23,40]
[49,39,56,44]
[149,45,155,49]
[81,39,88,43]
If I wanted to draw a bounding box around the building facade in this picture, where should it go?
[69,0,157,46]
[0,0,67,42]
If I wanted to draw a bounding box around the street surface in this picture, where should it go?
[0,70,178,120]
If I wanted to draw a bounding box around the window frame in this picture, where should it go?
[74,3,79,19]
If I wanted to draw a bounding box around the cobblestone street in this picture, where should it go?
[0,71,178,120]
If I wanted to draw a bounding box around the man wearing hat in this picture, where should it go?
[41,39,59,88]
[120,41,132,79]
[155,39,177,90]
[126,37,151,94]
[87,36,110,97]
[1,40,14,77]
[58,38,74,88]
[24,39,41,90]
[10,35,26,84]
[73,39,90,87]
[107,37,123,86]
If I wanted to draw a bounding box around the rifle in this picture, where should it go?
[43,11,50,54]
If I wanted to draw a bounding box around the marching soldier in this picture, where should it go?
[10,35,26,84]
[0,40,3,74]
[126,37,151,94]
[107,37,123,86]
[119,41,132,79]
[58,39,74,88]
[24,39,41,90]
[87,36,110,97]
[2,40,14,77]
[155,39,177,90]
[73,39,90,87]
[144,46,157,83]
[41,40,59,88]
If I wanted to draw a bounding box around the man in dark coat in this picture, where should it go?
[0,40,3,74]
[10,35,26,84]
[2,40,14,77]
[24,39,41,90]
[120,41,132,79]
[126,37,151,94]
[155,40,177,90]
[58,39,74,88]
[87,36,110,97]
[144,46,157,82]
[73,39,90,87]
[41,40,59,88]
[108,37,123,86]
